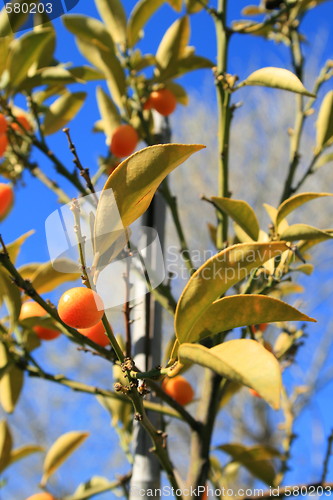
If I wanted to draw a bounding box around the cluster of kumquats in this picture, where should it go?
[0,111,32,220]
[109,88,177,159]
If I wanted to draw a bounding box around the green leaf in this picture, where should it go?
[155,53,214,80]
[6,230,34,264]
[8,29,53,89]
[94,144,204,258]
[167,0,183,11]
[0,343,24,414]
[166,82,189,105]
[96,86,121,141]
[63,15,125,107]
[316,90,333,153]
[280,224,333,242]
[217,443,280,485]
[180,294,315,344]
[156,17,190,79]
[41,431,89,486]
[243,67,315,97]
[127,0,165,48]
[178,339,282,409]
[43,92,86,136]
[95,0,127,45]
[289,263,314,276]
[175,242,288,342]
[212,196,260,241]
[276,192,333,227]
[0,1,30,37]
[19,259,80,295]
[8,444,44,467]
[186,0,208,14]
[313,152,333,170]
[0,36,11,76]
[0,269,22,330]
[70,66,105,82]
[71,476,116,500]
[0,420,13,473]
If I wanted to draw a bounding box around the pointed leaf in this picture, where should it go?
[316,90,333,152]
[156,17,190,78]
[156,54,214,80]
[8,29,53,89]
[166,82,189,105]
[0,269,22,329]
[314,152,333,170]
[96,87,121,141]
[243,67,315,97]
[71,476,117,500]
[94,144,204,257]
[19,259,80,295]
[127,0,165,48]
[182,294,315,344]
[0,420,13,473]
[42,431,89,486]
[290,263,314,275]
[43,92,86,135]
[175,242,288,342]
[8,444,44,467]
[212,196,260,241]
[280,224,333,242]
[186,0,208,14]
[276,192,333,227]
[95,0,127,45]
[0,344,24,414]
[178,339,282,409]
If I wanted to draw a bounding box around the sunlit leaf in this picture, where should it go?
[0,269,21,329]
[156,17,190,79]
[43,92,86,135]
[290,263,314,275]
[243,67,315,97]
[186,0,208,14]
[71,476,117,500]
[175,242,288,342]
[95,0,127,45]
[0,36,11,76]
[280,224,333,241]
[19,259,80,295]
[6,230,34,264]
[96,86,121,142]
[212,196,260,241]
[316,90,333,153]
[0,344,24,414]
[41,431,89,486]
[178,339,282,409]
[8,29,53,89]
[156,53,214,80]
[181,294,315,344]
[313,152,333,170]
[166,81,189,105]
[94,144,204,258]
[167,0,183,11]
[0,420,12,473]
[127,0,165,48]
[242,5,266,15]
[8,444,44,467]
[276,192,333,227]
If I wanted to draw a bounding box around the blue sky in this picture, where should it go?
[1,0,333,498]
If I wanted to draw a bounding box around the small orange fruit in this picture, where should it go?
[20,301,60,341]
[143,97,153,110]
[58,287,104,329]
[78,321,109,347]
[149,89,177,116]
[10,114,32,133]
[0,182,13,219]
[0,114,8,135]
[26,493,56,500]
[162,376,194,405]
[0,135,8,157]
[110,124,138,158]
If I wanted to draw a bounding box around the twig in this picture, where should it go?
[321,430,333,484]
[63,128,98,204]
[123,245,132,358]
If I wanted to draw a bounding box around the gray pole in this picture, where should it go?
[129,113,170,500]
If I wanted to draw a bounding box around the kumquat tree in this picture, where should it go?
[1,0,333,499]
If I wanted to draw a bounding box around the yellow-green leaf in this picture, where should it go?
[243,67,315,97]
[316,90,333,153]
[0,344,24,414]
[279,224,333,242]
[212,196,260,241]
[290,263,314,275]
[242,5,266,15]
[127,0,165,48]
[156,17,190,78]
[43,92,86,136]
[167,0,183,11]
[8,29,53,89]
[0,420,12,473]
[181,294,315,344]
[314,152,333,170]
[155,53,214,81]
[42,431,89,486]
[166,81,189,105]
[186,0,208,14]
[8,444,44,467]
[175,242,288,342]
[178,339,282,409]
[96,86,121,141]
[218,444,280,485]
[0,36,11,76]
[276,192,333,227]
[19,259,80,295]
[0,269,22,329]
[94,144,204,258]
[95,0,127,45]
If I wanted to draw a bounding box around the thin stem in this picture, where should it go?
[321,429,333,484]
[123,244,132,358]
